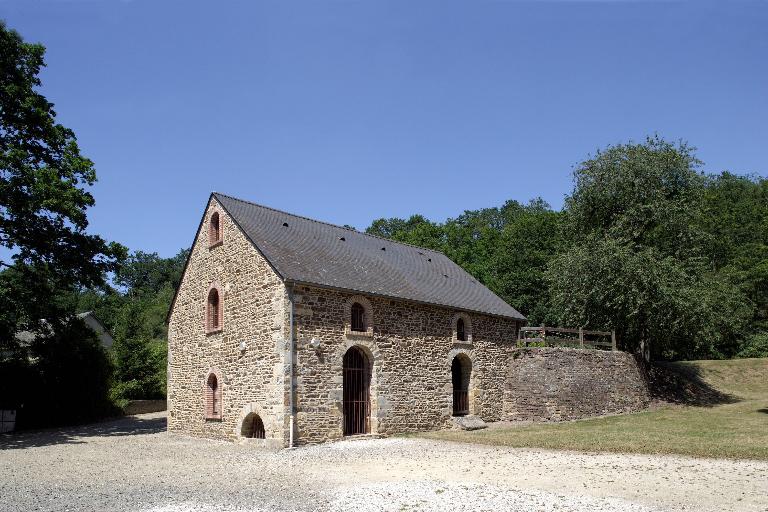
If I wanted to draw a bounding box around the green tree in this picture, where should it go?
[115,250,188,298]
[0,22,124,426]
[486,199,563,324]
[75,249,188,400]
[366,200,563,323]
[110,299,166,400]
[548,137,751,359]
[367,215,446,250]
[0,21,125,347]
[565,136,711,258]
[703,173,768,332]
[547,236,750,359]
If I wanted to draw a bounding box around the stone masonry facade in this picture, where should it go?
[291,286,518,443]
[167,197,523,446]
[167,199,288,446]
[168,197,650,446]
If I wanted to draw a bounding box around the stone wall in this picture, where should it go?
[503,347,650,421]
[124,400,167,415]
[167,198,287,445]
[292,285,520,445]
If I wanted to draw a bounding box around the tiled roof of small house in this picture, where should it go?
[212,193,525,321]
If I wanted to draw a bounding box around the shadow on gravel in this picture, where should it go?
[647,361,739,407]
[0,414,166,450]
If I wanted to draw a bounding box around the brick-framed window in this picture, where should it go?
[209,211,223,248]
[204,369,223,420]
[206,284,223,334]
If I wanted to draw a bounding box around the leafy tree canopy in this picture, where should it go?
[549,137,756,359]
[366,199,564,325]
[368,137,767,360]
[75,249,189,400]
[564,136,711,259]
[0,21,125,348]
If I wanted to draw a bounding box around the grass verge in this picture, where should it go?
[417,358,768,460]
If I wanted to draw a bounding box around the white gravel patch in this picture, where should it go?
[2,413,767,512]
[326,481,661,512]
[143,506,262,512]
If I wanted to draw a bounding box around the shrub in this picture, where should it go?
[2,318,119,429]
[737,332,768,358]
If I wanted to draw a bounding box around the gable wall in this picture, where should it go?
[167,198,287,443]
[291,285,519,445]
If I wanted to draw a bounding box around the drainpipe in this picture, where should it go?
[287,283,296,448]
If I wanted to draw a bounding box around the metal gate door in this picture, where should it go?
[343,347,370,436]
[452,356,469,416]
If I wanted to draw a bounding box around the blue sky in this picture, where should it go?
[2,1,767,257]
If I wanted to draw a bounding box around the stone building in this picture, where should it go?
[167,193,527,446]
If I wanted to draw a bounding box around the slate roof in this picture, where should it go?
[213,193,525,321]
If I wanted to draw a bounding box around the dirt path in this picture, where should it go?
[1,413,766,512]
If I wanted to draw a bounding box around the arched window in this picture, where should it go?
[209,211,222,246]
[351,302,366,332]
[452,313,472,343]
[207,288,222,332]
[457,318,466,342]
[344,295,373,337]
[205,372,222,419]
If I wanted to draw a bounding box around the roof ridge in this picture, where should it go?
[212,192,446,255]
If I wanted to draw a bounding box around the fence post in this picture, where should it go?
[579,327,584,348]
[611,331,617,351]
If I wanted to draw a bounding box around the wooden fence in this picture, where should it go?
[517,326,617,351]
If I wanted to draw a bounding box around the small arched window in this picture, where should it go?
[207,288,222,332]
[452,313,472,343]
[205,372,222,419]
[351,302,366,332]
[209,211,222,247]
[457,318,466,342]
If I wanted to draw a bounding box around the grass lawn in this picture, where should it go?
[417,358,768,460]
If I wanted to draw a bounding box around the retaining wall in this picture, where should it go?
[124,400,168,415]
[503,347,650,421]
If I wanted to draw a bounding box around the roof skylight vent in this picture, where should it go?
[427,258,432,262]
[339,236,346,241]
[282,222,289,227]
[381,247,386,251]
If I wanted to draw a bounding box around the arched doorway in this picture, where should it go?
[451,355,471,416]
[343,346,371,436]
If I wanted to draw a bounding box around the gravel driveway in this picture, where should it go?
[1,412,766,512]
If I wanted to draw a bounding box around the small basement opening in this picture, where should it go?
[241,413,265,439]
